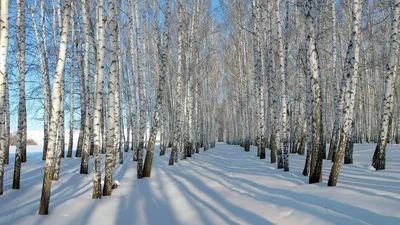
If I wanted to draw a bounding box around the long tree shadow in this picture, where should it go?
[161,165,274,225]
[114,166,182,224]
[183,143,400,225]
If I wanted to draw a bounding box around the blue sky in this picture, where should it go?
[8,0,223,133]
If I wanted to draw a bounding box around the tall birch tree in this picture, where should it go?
[371,0,400,170]
[38,0,71,214]
[13,0,27,189]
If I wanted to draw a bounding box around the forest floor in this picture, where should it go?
[1,143,399,225]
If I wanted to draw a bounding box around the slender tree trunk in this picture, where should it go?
[0,0,10,195]
[169,1,184,165]
[128,0,139,159]
[143,0,171,177]
[13,0,26,189]
[4,75,9,165]
[328,0,362,186]
[67,6,75,158]
[328,0,338,161]
[40,0,51,161]
[76,25,85,158]
[371,0,400,171]
[306,0,323,184]
[38,0,71,213]
[116,1,123,165]
[52,74,65,181]
[79,0,91,174]
[252,0,265,161]
[92,0,105,199]
[277,0,289,171]
[103,0,117,196]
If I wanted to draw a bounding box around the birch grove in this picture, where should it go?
[0,0,398,216]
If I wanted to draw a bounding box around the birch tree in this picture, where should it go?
[328,0,362,186]
[67,5,75,158]
[39,0,71,214]
[169,0,184,166]
[327,0,338,161]
[92,0,105,199]
[79,0,91,174]
[252,0,265,161]
[0,0,10,195]
[13,0,26,189]
[276,0,289,171]
[371,0,400,171]
[40,0,51,161]
[306,0,323,184]
[143,0,171,177]
[103,0,117,196]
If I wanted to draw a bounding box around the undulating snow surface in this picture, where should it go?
[1,143,399,225]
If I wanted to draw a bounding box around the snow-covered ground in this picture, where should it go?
[1,143,399,225]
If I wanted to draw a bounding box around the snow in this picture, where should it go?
[0,143,399,225]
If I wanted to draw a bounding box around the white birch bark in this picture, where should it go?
[252,0,265,160]
[113,0,121,168]
[169,1,184,165]
[143,0,171,176]
[52,70,65,181]
[67,5,75,158]
[39,0,71,213]
[128,0,139,157]
[116,1,123,165]
[372,0,400,170]
[277,0,289,171]
[79,0,91,174]
[92,0,105,199]
[328,0,339,161]
[328,0,362,186]
[103,0,117,195]
[39,0,51,161]
[13,0,26,189]
[0,0,10,195]
[306,0,323,184]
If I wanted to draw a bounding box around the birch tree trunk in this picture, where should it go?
[169,1,184,166]
[116,1,123,165]
[67,5,75,158]
[92,0,105,199]
[4,75,9,165]
[252,0,265,161]
[79,0,91,174]
[143,0,171,177]
[277,0,289,171]
[327,0,339,161]
[113,0,121,168]
[103,0,117,196]
[40,0,51,161]
[328,0,362,186]
[38,0,71,213]
[76,26,85,158]
[13,0,26,189]
[52,71,65,181]
[306,0,324,184]
[132,0,146,177]
[266,1,276,162]
[371,0,400,170]
[0,0,10,195]
[128,0,139,158]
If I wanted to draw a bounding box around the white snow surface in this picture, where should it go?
[0,143,399,225]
